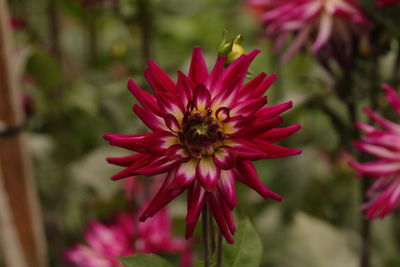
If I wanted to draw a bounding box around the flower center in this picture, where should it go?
[180,111,223,157]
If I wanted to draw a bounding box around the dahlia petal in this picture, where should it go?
[189,46,208,85]
[176,71,194,106]
[208,194,234,244]
[215,107,230,122]
[231,116,283,138]
[110,155,152,180]
[230,97,268,117]
[136,157,180,176]
[139,171,185,221]
[218,169,237,209]
[223,115,256,135]
[213,146,236,170]
[106,154,143,167]
[382,84,400,114]
[349,161,400,176]
[164,113,180,132]
[211,76,241,109]
[363,132,400,150]
[133,104,166,132]
[355,121,376,133]
[353,140,400,160]
[134,131,177,152]
[253,139,302,159]
[251,73,277,99]
[363,107,400,134]
[165,144,190,162]
[155,91,185,121]
[311,13,333,51]
[257,123,301,143]
[185,222,197,240]
[223,50,260,90]
[186,180,206,224]
[256,101,293,118]
[227,138,265,160]
[281,26,311,63]
[170,159,199,189]
[220,195,236,234]
[193,84,211,111]
[234,160,283,201]
[145,60,176,94]
[64,245,111,267]
[196,157,221,191]
[208,56,226,97]
[238,72,267,100]
[127,79,161,115]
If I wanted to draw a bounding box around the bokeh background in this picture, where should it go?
[2,0,400,266]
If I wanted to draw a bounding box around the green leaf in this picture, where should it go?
[119,254,172,267]
[221,217,263,267]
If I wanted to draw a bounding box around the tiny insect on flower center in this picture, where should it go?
[180,110,224,158]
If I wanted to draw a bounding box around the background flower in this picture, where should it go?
[65,209,191,267]
[247,0,369,62]
[350,85,400,219]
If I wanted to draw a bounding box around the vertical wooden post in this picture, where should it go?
[0,1,47,267]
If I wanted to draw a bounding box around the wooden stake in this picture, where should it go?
[0,1,47,267]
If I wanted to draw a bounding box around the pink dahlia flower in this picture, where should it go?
[377,0,400,6]
[65,209,191,267]
[247,0,369,62]
[350,84,400,219]
[104,47,301,243]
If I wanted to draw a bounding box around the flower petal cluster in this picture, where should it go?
[350,85,400,219]
[104,47,301,243]
[376,0,400,6]
[65,209,191,267]
[247,0,369,62]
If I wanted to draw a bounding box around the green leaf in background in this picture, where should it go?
[119,254,172,267]
[221,217,263,267]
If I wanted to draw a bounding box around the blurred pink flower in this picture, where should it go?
[377,0,400,6]
[104,47,301,243]
[247,0,369,62]
[350,84,400,219]
[65,209,191,267]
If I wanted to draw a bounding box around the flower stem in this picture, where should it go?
[360,179,371,267]
[216,232,223,267]
[202,205,210,267]
[208,207,216,253]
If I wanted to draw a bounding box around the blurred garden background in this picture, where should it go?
[1,0,400,266]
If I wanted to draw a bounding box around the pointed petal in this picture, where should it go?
[139,170,185,221]
[382,84,400,115]
[136,156,180,176]
[213,146,236,170]
[189,47,208,84]
[133,104,166,132]
[363,107,400,134]
[234,160,283,201]
[145,60,176,94]
[106,154,143,167]
[349,161,400,176]
[227,138,265,160]
[197,157,221,191]
[127,79,161,115]
[170,159,199,189]
[208,195,234,244]
[252,139,302,159]
[238,72,267,100]
[176,71,194,106]
[193,84,211,111]
[218,169,237,209]
[164,113,180,132]
[230,97,268,117]
[257,123,301,143]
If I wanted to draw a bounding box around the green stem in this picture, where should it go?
[216,232,223,267]
[202,205,210,267]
